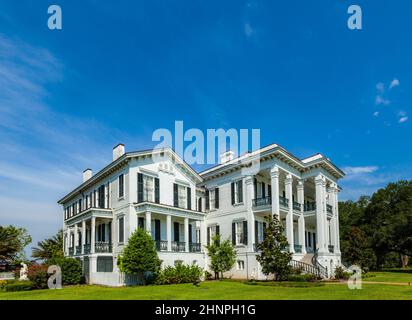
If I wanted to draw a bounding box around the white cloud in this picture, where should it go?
[373,111,379,117]
[399,116,408,123]
[376,82,385,93]
[389,78,400,89]
[375,95,390,106]
[342,166,379,175]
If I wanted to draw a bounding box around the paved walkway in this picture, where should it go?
[325,280,412,286]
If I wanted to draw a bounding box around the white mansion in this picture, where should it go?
[58,143,345,286]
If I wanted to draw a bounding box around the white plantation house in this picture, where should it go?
[58,143,345,286]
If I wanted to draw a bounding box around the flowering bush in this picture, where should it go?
[27,264,49,289]
[155,263,204,285]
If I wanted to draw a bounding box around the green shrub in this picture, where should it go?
[155,263,204,285]
[3,281,32,292]
[287,274,317,282]
[334,266,352,280]
[60,257,82,285]
[27,264,49,289]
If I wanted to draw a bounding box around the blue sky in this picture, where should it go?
[0,0,411,253]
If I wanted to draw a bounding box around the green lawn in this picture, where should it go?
[1,272,412,300]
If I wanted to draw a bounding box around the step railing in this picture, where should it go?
[289,260,322,278]
[311,249,328,279]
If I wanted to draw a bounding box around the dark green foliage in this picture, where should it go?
[117,228,161,285]
[60,257,82,285]
[0,225,31,263]
[256,215,292,280]
[32,230,64,263]
[339,180,412,270]
[286,274,317,282]
[206,235,237,279]
[155,263,204,285]
[334,266,351,280]
[2,281,33,292]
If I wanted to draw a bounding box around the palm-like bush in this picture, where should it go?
[32,230,63,262]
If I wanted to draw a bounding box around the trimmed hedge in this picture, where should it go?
[287,274,318,282]
[155,263,204,285]
[3,281,32,292]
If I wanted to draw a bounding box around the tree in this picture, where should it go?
[256,215,292,281]
[0,225,31,264]
[206,235,237,279]
[117,228,161,285]
[364,181,412,264]
[341,226,376,270]
[32,230,64,263]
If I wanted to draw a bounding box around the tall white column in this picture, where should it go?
[167,215,172,251]
[270,166,280,218]
[245,176,255,251]
[315,175,327,254]
[333,184,341,254]
[66,228,71,255]
[184,218,189,252]
[285,174,294,253]
[297,180,306,254]
[74,224,78,254]
[200,218,207,253]
[91,217,96,254]
[81,220,86,254]
[327,186,336,250]
[145,211,152,235]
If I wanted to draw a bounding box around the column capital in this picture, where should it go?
[244,175,254,185]
[297,180,304,189]
[315,174,326,185]
[270,165,279,178]
[285,173,293,184]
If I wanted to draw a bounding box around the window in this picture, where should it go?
[143,175,154,202]
[98,185,105,208]
[231,180,243,205]
[255,221,265,244]
[208,188,219,210]
[173,183,191,209]
[232,221,247,246]
[97,256,113,272]
[237,260,245,270]
[118,216,124,243]
[118,174,124,198]
[207,225,219,244]
[138,173,160,203]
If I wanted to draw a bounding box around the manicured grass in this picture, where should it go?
[1,274,412,300]
[365,272,412,283]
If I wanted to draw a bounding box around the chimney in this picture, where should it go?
[83,169,93,182]
[113,144,125,161]
[219,150,235,164]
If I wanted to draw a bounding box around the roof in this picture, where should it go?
[200,143,345,180]
[57,147,202,204]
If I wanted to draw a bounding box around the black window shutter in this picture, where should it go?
[215,225,220,245]
[187,187,192,210]
[154,178,160,204]
[207,227,210,245]
[119,174,124,198]
[243,220,248,245]
[231,182,235,205]
[255,221,259,245]
[138,217,144,229]
[254,178,257,199]
[268,185,272,199]
[262,182,266,198]
[232,223,236,245]
[155,219,161,241]
[174,222,179,241]
[215,188,219,209]
[205,190,210,211]
[137,173,143,203]
[189,224,192,244]
[238,180,243,203]
[198,198,202,212]
[173,184,178,207]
